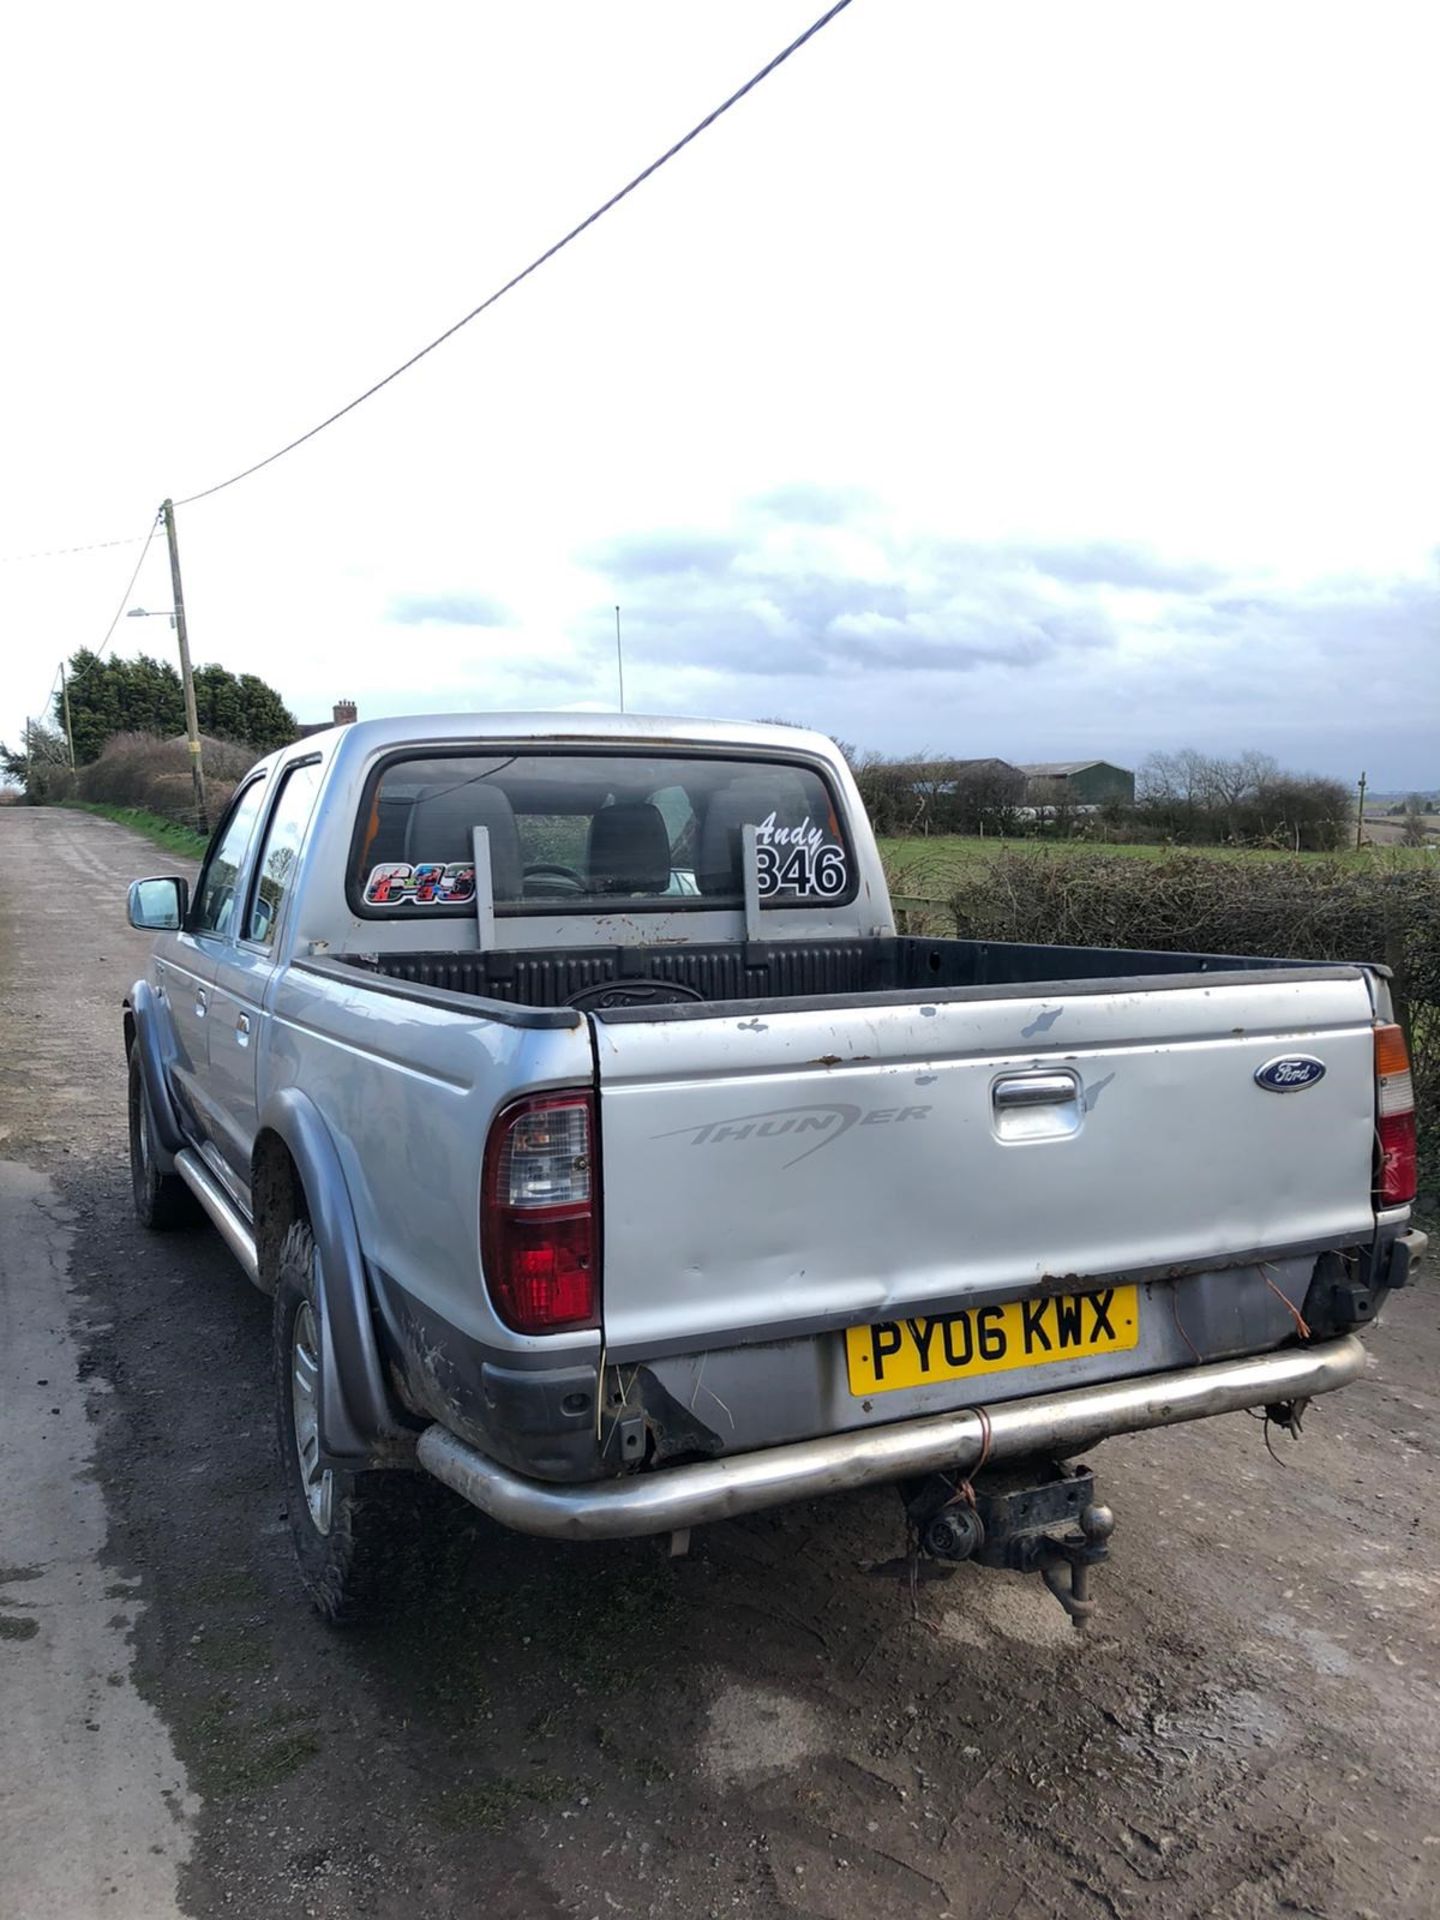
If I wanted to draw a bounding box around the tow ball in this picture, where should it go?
[902,1458,1116,1628]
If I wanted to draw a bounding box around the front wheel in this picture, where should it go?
[273,1219,442,1624]
[127,1047,198,1230]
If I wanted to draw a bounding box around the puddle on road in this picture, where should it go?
[1117,1685,1291,1764]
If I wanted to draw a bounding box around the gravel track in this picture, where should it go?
[2,803,1436,1920]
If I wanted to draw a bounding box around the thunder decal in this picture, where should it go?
[654,1101,930,1168]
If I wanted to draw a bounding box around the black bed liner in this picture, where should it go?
[332,934,1349,1018]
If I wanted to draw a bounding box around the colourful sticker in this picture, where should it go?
[365,861,476,906]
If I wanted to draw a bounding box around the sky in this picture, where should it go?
[2,1,1436,786]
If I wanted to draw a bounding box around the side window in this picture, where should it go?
[648,784,697,878]
[246,761,322,947]
[191,779,268,938]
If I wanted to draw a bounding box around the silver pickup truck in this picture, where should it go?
[124,714,1425,1625]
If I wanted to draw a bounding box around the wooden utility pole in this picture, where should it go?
[161,498,207,834]
[1355,770,1367,853]
[60,661,76,769]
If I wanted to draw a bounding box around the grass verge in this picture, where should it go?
[66,802,207,861]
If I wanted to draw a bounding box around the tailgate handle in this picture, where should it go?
[994,1073,1079,1109]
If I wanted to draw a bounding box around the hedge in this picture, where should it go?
[940,850,1438,1171]
[75,731,258,829]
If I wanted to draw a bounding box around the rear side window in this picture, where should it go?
[349,750,852,917]
[192,777,268,937]
[246,760,322,947]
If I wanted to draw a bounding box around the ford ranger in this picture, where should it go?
[122,715,1425,1624]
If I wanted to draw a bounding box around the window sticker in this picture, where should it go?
[752,811,848,899]
[364,861,476,906]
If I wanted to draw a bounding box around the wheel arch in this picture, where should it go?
[255,1087,415,1466]
[125,980,186,1160]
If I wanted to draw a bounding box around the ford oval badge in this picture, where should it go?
[1255,1055,1327,1093]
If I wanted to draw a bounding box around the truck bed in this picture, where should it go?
[337,933,1330,1015]
[325,937,1378,1365]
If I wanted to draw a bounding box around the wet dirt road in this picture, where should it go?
[1,803,1437,1920]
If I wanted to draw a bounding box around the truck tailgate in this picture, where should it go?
[592,971,1377,1359]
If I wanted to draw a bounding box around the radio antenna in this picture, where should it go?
[615,604,627,713]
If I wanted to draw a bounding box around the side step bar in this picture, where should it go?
[175,1148,260,1286]
[416,1335,1367,1542]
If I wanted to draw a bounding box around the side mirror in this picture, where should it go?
[127,876,189,930]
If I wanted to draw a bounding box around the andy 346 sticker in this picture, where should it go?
[365,861,476,906]
[752,811,847,899]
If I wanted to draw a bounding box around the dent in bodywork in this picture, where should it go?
[370,1265,607,1483]
[612,1365,726,1465]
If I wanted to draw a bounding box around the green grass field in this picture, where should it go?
[878,833,1432,900]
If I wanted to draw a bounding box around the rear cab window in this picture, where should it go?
[347,750,853,918]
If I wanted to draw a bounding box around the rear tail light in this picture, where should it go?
[482,1093,598,1333]
[1374,1023,1417,1208]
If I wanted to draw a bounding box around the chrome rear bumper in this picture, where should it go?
[416,1335,1367,1541]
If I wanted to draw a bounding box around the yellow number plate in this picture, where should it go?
[845,1287,1140,1396]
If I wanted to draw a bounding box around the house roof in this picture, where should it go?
[1020,760,1129,778]
[889,757,1022,776]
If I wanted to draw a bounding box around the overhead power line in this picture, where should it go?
[174,0,855,507]
[0,530,153,565]
[16,513,160,766]
[0,3,855,568]
[20,662,64,750]
[95,512,164,659]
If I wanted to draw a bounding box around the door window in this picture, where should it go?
[246,760,322,947]
[191,778,268,937]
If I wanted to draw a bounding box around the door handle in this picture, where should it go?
[195,989,208,1018]
[236,1013,251,1046]
[993,1073,1079,1109]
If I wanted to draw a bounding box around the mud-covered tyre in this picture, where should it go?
[128,1046,199,1230]
[273,1218,440,1626]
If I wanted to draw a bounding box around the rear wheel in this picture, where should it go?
[273,1219,441,1624]
[127,1046,198,1230]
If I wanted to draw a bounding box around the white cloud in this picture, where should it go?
[1,2,1436,785]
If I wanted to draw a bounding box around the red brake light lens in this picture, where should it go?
[1375,1024,1417,1208]
[482,1093,598,1333]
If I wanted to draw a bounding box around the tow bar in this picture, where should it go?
[903,1458,1116,1628]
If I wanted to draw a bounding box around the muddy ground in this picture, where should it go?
[1,804,1437,1920]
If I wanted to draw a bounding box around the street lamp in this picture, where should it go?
[125,578,207,833]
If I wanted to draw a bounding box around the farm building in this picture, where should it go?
[915,757,1027,803]
[1021,760,1135,806]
